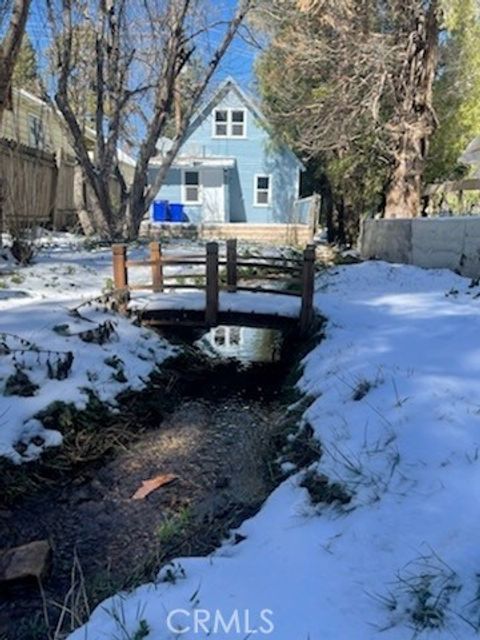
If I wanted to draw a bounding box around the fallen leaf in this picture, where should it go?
[132,474,177,500]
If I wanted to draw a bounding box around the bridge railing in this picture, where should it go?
[112,239,316,332]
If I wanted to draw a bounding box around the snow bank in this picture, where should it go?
[0,237,174,463]
[68,261,480,639]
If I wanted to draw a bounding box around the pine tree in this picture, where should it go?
[256,0,480,227]
[12,33,39,92]
[426,0,480,183]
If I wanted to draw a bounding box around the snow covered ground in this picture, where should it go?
[0,234,174,463]
[131,289,301,317]
[67,260,480,640]
[0,234,299,463]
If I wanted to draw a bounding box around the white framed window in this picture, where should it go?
[212,326,242,348]
[229,326,241,345]
[28,114,45,149]
[213,326,226,346]
[214,109,228,137]
[254,174,271,207]
[212,108,246,138]
[230,110,245,137]
[183,170,201,204]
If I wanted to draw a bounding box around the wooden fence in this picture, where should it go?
[0,140,56,233]
[0,140,77,234]
[112,239,316,333]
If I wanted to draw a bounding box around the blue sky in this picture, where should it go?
[214,0,259,91]
[24,0,260,95]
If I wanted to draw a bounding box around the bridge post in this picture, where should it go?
[150,242,164,293]
[205,242,219,326]
[299,244,316,334]
[112,244,128,290]
[226,238,237,292]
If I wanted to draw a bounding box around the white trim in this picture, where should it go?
[253,174,272,208]
[182,169,202,205]
[212,107,247,139]
[172,157,236,169]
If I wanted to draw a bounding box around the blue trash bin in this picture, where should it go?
[169,203,185,222]
[153,200,170,222]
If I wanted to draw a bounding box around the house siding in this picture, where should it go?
[1,90,135,186]
[0,91,74,155]
[150,84,303,224]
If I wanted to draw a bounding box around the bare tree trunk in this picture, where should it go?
[384,2,439,218]
[73,166,108,236]
[318,174,335,243]
[384,148,424,218]
[0,0,31,124]
[0,0,31,248]
[335,196,347,246]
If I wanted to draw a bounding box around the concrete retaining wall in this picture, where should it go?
[142,222,314,247]
[200,223,313,246]
[361,217,480,278]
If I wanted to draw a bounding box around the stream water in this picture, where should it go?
[199,326,283,363]
[0,326,300,640]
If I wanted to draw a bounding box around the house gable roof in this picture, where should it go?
[190,76,263,128]
[187,76,304,169]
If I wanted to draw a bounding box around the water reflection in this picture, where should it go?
[198,326,283,364]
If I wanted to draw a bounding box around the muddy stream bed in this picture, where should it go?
[0,326,311,640]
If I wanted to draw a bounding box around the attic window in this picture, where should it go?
[214,110,228,137]
[231,110,245,137]
[213,108,246,138]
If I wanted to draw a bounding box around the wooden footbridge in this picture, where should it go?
[112,240,317,334]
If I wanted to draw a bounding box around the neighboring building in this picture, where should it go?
[0,88,84,155]
[0,88,135,179]
[424,137,480,215]
[459,137,480,180]
[0,88,136,232]
[149,78,312,231]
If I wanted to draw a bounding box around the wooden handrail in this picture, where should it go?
[112,244,128,290]
[162,274,206,281]
[126,259,155,267]
[150,242,164,293]
[226,238,237,293]
[299,245,316,333]
[235,286,301,297]
[112,240,316,332]
[129,284,207,291]
[161,258,207,266]
[237,255,303,264]
[205,242,219,326]
[233,261,301,273]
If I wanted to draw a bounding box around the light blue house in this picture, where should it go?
[148,78,308,226]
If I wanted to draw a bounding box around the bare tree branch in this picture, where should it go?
[48,0,253,239]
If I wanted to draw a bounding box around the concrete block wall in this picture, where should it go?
[361,217,480,279]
